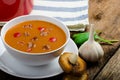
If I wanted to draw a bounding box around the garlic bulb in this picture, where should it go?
[78,24,104,62]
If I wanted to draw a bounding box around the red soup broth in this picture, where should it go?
[5,20,66,53]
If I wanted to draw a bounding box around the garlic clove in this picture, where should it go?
[94,41,104,59]
[68,53,77,65]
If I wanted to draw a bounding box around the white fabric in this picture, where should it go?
[30,0,88,25]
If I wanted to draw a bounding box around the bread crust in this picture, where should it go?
[59,52,87,75]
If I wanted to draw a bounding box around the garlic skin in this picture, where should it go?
[78,24,104,62]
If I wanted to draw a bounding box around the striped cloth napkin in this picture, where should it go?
[30,0,88,25]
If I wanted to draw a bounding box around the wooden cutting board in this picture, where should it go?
[88,0,120,80]
[89,0,120,40]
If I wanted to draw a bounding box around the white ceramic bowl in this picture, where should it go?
[1,15,70,66]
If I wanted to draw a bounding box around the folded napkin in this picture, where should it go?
[30,0,88,25]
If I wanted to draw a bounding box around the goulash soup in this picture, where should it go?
[5,20,66,53]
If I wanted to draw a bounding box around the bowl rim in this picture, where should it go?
[1,15,70,55]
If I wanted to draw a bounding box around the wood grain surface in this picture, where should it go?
[89,0,120,40]
[95,48,120,80]
[88,0,120,80]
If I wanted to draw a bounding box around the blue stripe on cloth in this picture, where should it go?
[55,14,88,21]
[33,6,88,12]
[44,0,86,1]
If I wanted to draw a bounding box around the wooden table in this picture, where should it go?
[0,24,120,80]
[1,0,120,79]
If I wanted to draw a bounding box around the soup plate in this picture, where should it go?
[1,15,70,66]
